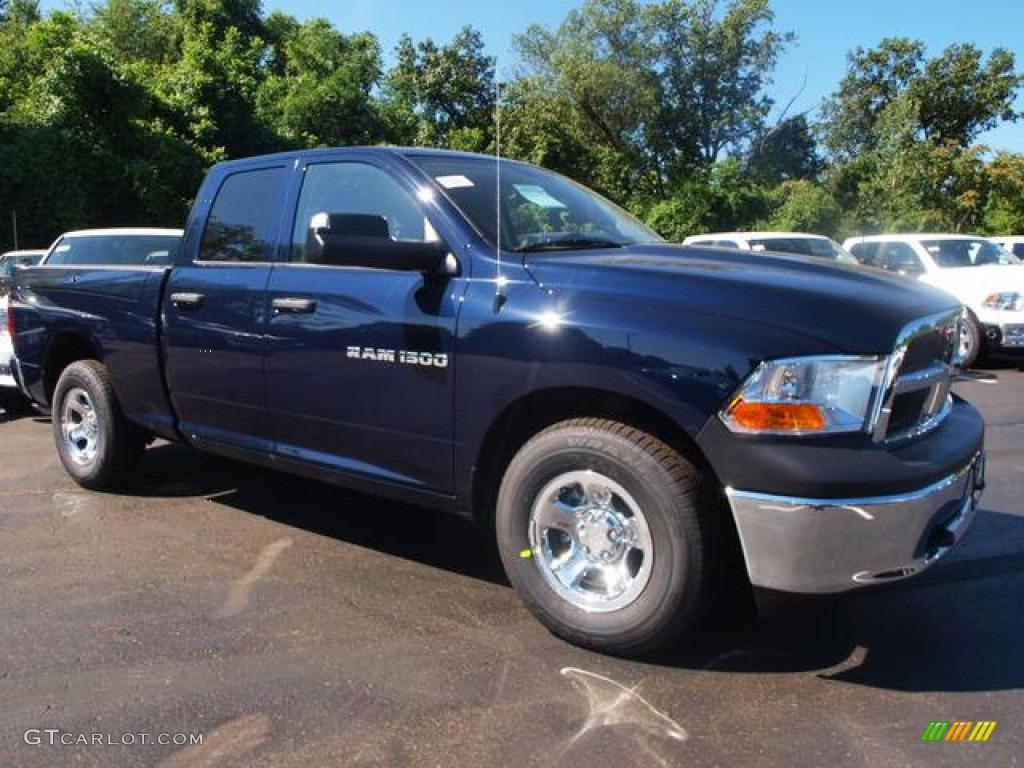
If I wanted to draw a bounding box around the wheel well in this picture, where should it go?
[43,332,99,406]
[470,387,720,527]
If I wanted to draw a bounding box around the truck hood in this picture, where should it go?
[523,244,960,355]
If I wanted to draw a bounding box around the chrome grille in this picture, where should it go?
[872,309,959,443]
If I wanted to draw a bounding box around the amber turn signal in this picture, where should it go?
[726,399,827,432]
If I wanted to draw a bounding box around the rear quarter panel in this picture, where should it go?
[11,266,176,437]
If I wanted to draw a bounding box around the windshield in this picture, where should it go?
[920,238,1021,268]
[748,236,858,264]
[405,154,663,253]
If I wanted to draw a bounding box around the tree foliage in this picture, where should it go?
[820,38,1022,235]
[0,1,1020,252]
[385,26,495,151]
[512,0,790,199]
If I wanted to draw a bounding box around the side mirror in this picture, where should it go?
[306,212,456,275]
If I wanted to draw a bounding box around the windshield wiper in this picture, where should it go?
[516,236,625,252]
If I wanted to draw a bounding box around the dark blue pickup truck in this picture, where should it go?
[9,147,985,655]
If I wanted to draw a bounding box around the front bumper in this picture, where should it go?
[982,322,1024,349]
[725,450,985,593]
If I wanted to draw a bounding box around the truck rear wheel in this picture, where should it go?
[52,360,145,490]
[495,418,716,655]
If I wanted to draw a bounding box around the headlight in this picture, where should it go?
[721,356,886,435]
[982,292,1024,311]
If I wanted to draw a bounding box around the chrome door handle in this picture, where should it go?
[271,297,317,313]
[170,292,204,308]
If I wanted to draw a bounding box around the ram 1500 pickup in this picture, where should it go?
[9,147,986,655]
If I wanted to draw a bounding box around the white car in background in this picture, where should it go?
[0,295,16,390]
[2,230,183,409]
[844,233,1024,366]
[1,251,46,408]
[682,231,860,264]
[990,236,1024,259]
[41,227,183,267]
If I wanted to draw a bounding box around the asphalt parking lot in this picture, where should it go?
[1,359,1022,768]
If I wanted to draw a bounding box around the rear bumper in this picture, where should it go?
[726,450,985,593]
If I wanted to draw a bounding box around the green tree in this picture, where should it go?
[762,180,841,235]
[911,44,1021,147]
[983,152,1024,234]
[651,0,791,171]
[514,0,663,199]
[819,38,925,162]
[384,26,495,151]
[256,18,383,147]
[746,115,822,184]
[512,0,790,203]
[157,0,275,158]
[821,38,1021,233]
[645,158,769,239]
[89,0,177,65]
[820,38,1020,157]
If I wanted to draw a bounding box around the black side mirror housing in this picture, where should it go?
[306,212,456,275]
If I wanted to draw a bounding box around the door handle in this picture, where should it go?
[271,297,317,314]
[170,292,204,309]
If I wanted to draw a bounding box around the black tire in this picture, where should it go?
[495,418,719,656]
[957,313,983,369]
[52,360,145,490]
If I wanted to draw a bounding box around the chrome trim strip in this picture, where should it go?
[870,307,959,444]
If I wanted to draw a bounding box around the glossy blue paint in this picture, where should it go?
[9,265,174,437]
[162,263,274,452]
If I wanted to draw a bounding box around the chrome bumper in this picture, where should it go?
[725,451,985,593]
[994,323,1024,348]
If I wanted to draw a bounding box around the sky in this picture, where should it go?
[40,0,1024,152]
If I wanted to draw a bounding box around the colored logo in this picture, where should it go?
[921,721,996,742]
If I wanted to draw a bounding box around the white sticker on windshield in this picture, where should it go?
[514,185,567,209]
[435,174,475,189]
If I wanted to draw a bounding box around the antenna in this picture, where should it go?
[492,72,507,312]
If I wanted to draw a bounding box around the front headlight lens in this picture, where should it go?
[721,356,886,435]
[982,292,1024,311]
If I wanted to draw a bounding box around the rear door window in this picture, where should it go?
[199,167,288,263]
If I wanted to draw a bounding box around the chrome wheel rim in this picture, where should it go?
[60,386,100,466]
[957,322,975,363]
[529,470,653,612]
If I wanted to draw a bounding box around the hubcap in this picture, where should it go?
[958,323,974,362]
[61,387,100,466]
[529,470,653,612]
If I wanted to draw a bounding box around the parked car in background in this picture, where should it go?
[2,251,46,407]
[3,231,181,409]
[1,296,17,392]
[844,233,1023,367]
[0,249,46,292]
[41,228,183,267]
[990,236,1024,259]
[682,231,859,264]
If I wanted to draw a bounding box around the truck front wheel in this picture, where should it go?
[52,360,144,490]
[495,418,717,656]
